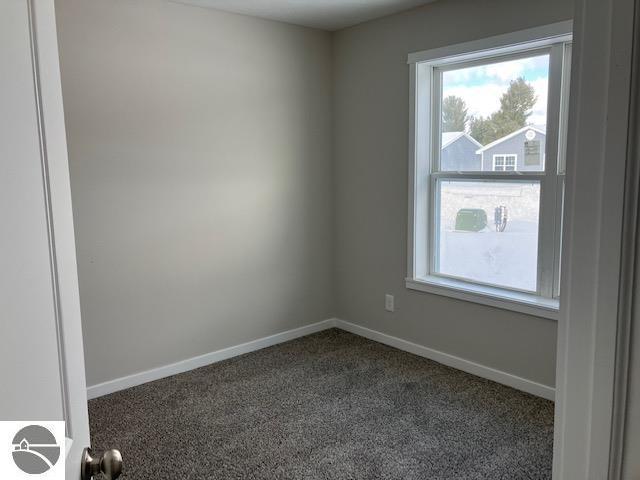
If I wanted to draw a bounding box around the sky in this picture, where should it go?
[442,54,549,128]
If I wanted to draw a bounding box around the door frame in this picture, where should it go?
[608,0,640,474]
[27,0,91,477]
[553,0,639,478]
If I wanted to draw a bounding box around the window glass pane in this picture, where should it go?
[439,53,549,172]
[435,180,540,292]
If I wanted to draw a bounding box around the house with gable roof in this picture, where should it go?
[441,131,482,171]
[475,125,546,171]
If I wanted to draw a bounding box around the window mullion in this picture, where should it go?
[430,175,439,275]
[428,67,442,276]
[537,43,564,298]
[431,69,443,173]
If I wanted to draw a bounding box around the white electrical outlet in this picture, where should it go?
[385,294,394,312]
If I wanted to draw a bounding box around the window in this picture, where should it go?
[407,22,572,319]
[493,154,517,171]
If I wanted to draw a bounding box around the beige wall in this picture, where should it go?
[55,0,333,386]
[332,0,574,388]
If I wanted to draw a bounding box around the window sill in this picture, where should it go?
[405,276,559,320]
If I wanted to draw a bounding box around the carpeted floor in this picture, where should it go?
[89,329,554,479]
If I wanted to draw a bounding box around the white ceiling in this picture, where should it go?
[172,0,438,31]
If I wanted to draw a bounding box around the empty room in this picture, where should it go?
[2,0,640,479]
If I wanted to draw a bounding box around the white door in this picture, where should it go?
[0,1,108,478]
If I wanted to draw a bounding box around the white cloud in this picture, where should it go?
[443,56,546,84]
[483,59,528,81]
[443,76,549,127]
[443,83,504,118]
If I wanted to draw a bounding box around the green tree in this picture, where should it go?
[495,77,537,128]
[469,116,497,146]
[469,77,537,145]
[441,95,468,132]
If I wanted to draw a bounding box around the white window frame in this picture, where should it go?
[493,154,517,171]
[406,21,572,320]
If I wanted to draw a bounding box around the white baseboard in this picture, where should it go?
[86,318,337,399]
[334,319,555,401]
[88,317,554,402]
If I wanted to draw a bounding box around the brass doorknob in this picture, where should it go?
[81,447,123,480]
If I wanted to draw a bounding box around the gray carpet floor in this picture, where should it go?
[89,329,554,479]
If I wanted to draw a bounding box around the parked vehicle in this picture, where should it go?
[455,209,487,232]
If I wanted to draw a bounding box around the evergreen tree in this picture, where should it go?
[441,95,468,132]
[469,77,537,145]
[469,116,497,146]
[495,77,537,128]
